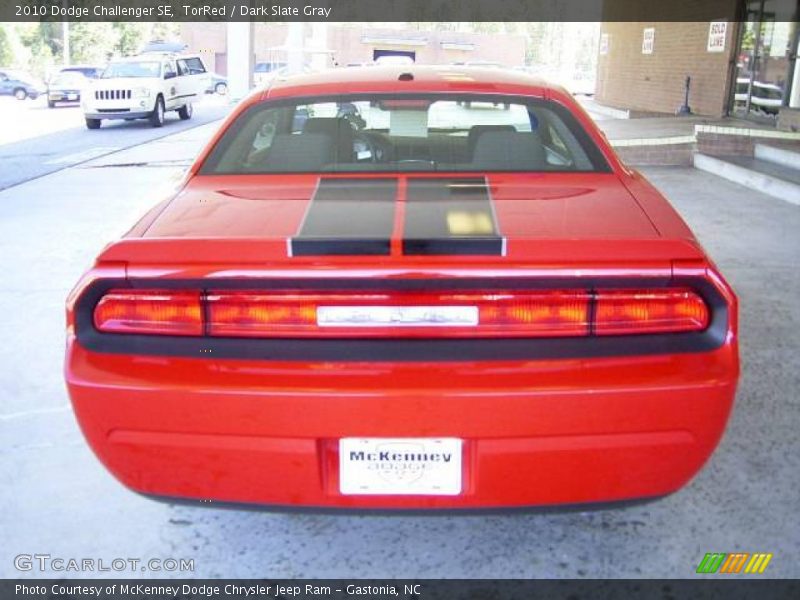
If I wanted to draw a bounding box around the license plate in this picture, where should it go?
[339,438,462,495]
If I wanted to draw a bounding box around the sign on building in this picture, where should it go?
[599,33,610,55]
[642,28,655,54]
[707,21,727,52]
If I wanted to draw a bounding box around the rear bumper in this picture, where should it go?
[84,110,151,120]
[48,91,81,101]
[66,336,738,510]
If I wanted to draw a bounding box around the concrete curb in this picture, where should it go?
[754,143,800,170]
[695,124,800,140]
[693,153,800,206]
[587,103,630,120]
[610,135,695,148]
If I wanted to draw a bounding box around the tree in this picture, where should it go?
[149,22,180,42]
[16,23,55,77]
[0,24,14,67]
[68,22,118,63]
[113,23,146,57]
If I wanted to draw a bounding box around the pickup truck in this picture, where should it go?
[81,53,209,129]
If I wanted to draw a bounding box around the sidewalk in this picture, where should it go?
[577,95,773,140]
[577,96,800,165]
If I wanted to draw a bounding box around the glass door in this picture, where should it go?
[732,0,799,120]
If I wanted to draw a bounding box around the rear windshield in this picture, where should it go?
[201,94,610,174]
[51,72,85,86]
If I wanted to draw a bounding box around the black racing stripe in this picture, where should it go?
[403,177,504,256]
[290,178,396,256]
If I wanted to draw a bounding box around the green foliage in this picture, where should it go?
[69,22,117,63]
[113,23,147,57]
[15,23,55,77]
[4,22,183,77]
[0,25,14,66]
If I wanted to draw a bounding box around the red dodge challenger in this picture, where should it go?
[65,66,739,510]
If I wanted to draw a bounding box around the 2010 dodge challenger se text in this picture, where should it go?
[65,66,739,511]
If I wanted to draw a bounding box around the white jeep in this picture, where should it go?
[82,53,209,129]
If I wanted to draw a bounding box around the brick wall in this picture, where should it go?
[596,11,740,117]
[180,24,526,73]
[696,133,755,156]
[697,133,800,156]
[613,143,695,166]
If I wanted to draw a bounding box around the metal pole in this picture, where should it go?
[746,0,765,116]
[677,75,692,115]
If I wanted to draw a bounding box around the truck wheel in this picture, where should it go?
[150,96,165,127]
[215,82,227,95]
[85,118,101,130]
[177,102,193,120]
[14,88,27,101]
[48,100,56,108]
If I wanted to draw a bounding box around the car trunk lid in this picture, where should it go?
[101,173,702,266]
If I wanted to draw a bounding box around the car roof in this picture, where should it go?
[110,55,166,63]
[261,65,560,100]
[2,69,34,79]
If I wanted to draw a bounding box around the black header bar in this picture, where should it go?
[3,579,800,600]
[4,0,800,23]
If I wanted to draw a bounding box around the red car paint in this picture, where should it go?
[65,67,738,510]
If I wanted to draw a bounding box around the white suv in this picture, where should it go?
[82,53,209,129]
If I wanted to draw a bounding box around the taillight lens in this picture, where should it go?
[93,289,203,336]
[206,291,592,338]
[91,287,709,338]
[594,289,709,335]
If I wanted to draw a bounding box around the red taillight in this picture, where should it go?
[594,289,709,335]
[93,290,203,336]
[92,287,709,338]
[206,291,592,338]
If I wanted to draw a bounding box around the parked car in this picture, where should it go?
[66,66,739,511]
[253,61,286,86]
[561,70,597,96]
[56,64,105,80]
[254,64,313,87]
[206,72,227,95]
[46,71,88,107]
[0,69,46,100]
[81,53,209,129]
[374,55,414,66]
[734,77,783,115]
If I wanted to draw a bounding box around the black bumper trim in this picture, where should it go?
[139,490,668,515]
[85,110,151,120]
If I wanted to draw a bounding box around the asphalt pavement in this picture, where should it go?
[0,119,798,579]
[0,95,230,190]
